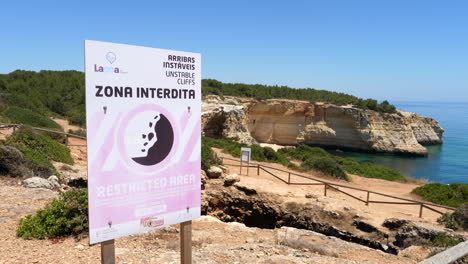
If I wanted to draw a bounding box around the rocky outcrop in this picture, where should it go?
[202,97,256,144]
[382,218,466,249]
[0,146,54,178]
[202,96,444,156]
[207,166,224,179]
[23,176,60,190]
[400,111,444,145]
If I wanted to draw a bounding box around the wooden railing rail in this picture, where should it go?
[0,122,86,141]
[221,157,456,218]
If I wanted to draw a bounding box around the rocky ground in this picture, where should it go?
[0,176,421,264]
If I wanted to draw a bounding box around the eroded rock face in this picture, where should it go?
[202,180,465,255]
[202,97,444,156]
[202,97,256,144]
[400,111,444,145]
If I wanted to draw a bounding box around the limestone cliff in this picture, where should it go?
[202,96,444,156]
[202,97,256,144]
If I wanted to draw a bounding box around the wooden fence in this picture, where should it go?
[0,123,86,146]
[222,157,456,218]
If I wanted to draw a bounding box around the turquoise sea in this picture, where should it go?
[330,101,468,184]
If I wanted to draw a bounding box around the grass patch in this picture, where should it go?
[2,106,62,129]
[201,138,222,171]
[301,157,348,180]
[5,126,74,166]
[17,188,88,239]
[411,183,468,208]
[421,233,463,248]
[335,157,407,181]
[279,144,406,181]
[203,137,292,167]
[437,204,468,230]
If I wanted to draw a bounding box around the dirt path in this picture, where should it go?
[214,149,454,230]
[51,118,82,132]
[0,127,14,140]
[0,178,417,264]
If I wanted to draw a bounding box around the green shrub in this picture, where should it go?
[412,183,468,208]
[301,157,349,181]
[203,137,292,167]
[201,140,221,171]
[66,108,86,127]
[279,144,406,181]
[15,146,55,177]
[335,157,406,181]
[2,106,62,129]
[279,145,329,161]
[422,233,463,248]
[17,188,88,239]
[6,127,74,165]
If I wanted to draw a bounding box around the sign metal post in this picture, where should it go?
[240,147,251,175]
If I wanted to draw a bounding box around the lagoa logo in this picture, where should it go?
[123,111,174,166]
[94,52,127,73]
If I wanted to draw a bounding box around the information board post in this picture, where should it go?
[240,148,251,175]
[180,221,192,263]
[101,239,115,264]
[85,40,201,264]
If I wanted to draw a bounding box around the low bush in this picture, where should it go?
[412,183,468,208]
[335,157,406,181]
[280,144,407,181]
[17,188,88,239]
[301,157,349,181]
[203,137,292,167]
[2,106,62,129]
[422,233,463,248]
[201,139,221,171]
[66,108,86,127]
[437,204,468,230]
[279,145,329,161]
[204,138,406,182]
[5,126,74,166]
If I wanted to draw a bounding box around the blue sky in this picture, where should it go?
[1,0,467,102]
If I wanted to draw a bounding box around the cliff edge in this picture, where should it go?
[202,96,444,156]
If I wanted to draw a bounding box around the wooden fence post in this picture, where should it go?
[257,165,260,175]
[324,184,327,196]
[419,204,423,218]
[288,172,291,184]
[101,239,115,264]
[366,192,370,206]
[180,221,192,264]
